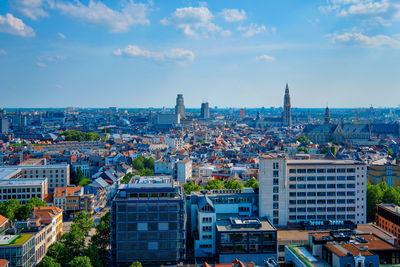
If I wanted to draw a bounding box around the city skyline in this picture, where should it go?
[1,0,400,108]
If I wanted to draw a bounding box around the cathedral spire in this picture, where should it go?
[283,83,292,126]
[324,106,331,124]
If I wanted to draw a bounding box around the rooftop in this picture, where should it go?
[0,234,32,246]
[0,178,46,186]
[216,217,275,232]
[0,168,20,180]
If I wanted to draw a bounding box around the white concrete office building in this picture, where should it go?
[259,154,366,226]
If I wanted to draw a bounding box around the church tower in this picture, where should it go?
[282,83,292,126]
[324,106,331,124]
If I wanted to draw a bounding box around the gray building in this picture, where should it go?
[216,217,277,266]
[200,102,210,119]
[111,176,186,266]
[175,94,185,118]
[0,117,8,134]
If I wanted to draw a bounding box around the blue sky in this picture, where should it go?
[0,0,399,108]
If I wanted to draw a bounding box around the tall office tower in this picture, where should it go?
[111,176,186,266]
[282,83,292,126]
[200,102,210,119]
[175,94,185,118]
[324,106,331,124]
[259,154,366,226]
[0,117,8,134]
[240,109,245,118]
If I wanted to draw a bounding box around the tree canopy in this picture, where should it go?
[60,130,101,142]
[129,262,142,267]
[243,178,259,190]
[183,181,203,194]
[223,179,244,190]
[70,256,93,267]
[366,181,400,222]
[296,136,311,145]
[205,179,224,190]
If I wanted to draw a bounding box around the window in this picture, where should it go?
[317,184,326,189]
[297,169,306,173]
[273,162,279,169]
[289,169,296,174]
[307,176,316,181]
[273,203,279,209]
[297,184,306,189]
[273,195,279,201]
[273,187,279,193]
[273,171,279,177]
[317,176,326,181]
[273,179,279,185]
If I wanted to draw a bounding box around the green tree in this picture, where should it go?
[70,256,93,267]
[73,211,94,236]
[382,187,400,205]
[143,157,154,170]
[243,178,259,190]
[61,225,85,257]
[79,178,91,187]
[137,168,153,176]
[84,245,102,267]
[0,199,21,221]
[366,183,383,222]
[223,180,244,190]
[132,158,144,171]
[122,173,134,184]
[206,179,224,190]
[388,148,395,157]
[183,181,203,194]
[90,212,110,253]
[15,205,32,221]
[76,167,84,183]
[129,262,142,267]
[297,147,310,154]
[61,130,101,142]
[296,136,311,145]
[26,197,47,208]
[39,256,61,267]
[46,242,71,264]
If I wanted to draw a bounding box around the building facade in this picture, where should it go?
[282,83,292,126]
[259,155,367,226]
[111,176,186,266]
[175,94,185,118]
[200,102,210,119]
[376,204,400,247]
[367,163,400,187]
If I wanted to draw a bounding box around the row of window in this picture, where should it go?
[289,199,355,204]
[0,187,41,193]
[24,169,64,174]
[289,168,356,174]
[290,191,356,197]
[290,184,356,189]
[289,207,356,212]
[289,214,356,220]
[289,176,355,182]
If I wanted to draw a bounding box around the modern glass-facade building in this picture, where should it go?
[111,176,186,266]
[0,234,35,267]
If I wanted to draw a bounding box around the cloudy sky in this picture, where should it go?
[0,0,399,108]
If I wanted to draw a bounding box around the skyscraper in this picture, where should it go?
[282,83,292,126]
[324,106,331,124]
[175,94,185,118]
[200,102,210,119]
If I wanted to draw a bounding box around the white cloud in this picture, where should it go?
[0,49,7,55]
[331,32,400,48]
[220,9,247,22]
[320,0,400,26]
[54,0,150,33]
[161,6,228,38]
[114,45,195,62]
[36,62,46,67]
[57,32,66,40]
[255,54,275,62]
[10,0,51,20]
[238,23,266,37]
[0,13,35,37]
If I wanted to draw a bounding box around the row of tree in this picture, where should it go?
[60,130,101,142]
[122,156,156,184]
[40,211,110,267]
[183,178,259,194]
[0,198,47,221]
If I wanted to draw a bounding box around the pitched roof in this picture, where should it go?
[54,186,82,197]
[33,206,63,219]
[0,215,8,226]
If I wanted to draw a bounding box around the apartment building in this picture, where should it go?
[0,168,48,203]
[33,207,63,243]
[174,160,192,183]
[54,187,94,214]
[18,164,70,192]
[111,176,186,266]
[187,188,258,258]
[259,154,367,226]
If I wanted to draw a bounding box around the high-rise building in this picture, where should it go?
[111,176,186,266]
[175,94,185,118]
[282,83,292,126]
[259,154,366,226]
[324,106,331,124]
[0,117,8,134]
[200,102,210,119]
[240,109,245,118]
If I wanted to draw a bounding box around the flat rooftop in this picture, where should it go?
[378,203,400,215]
[0,168,20,180]
[0,178,46,186]
[123,176,175,189]
[216,218,275,232]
